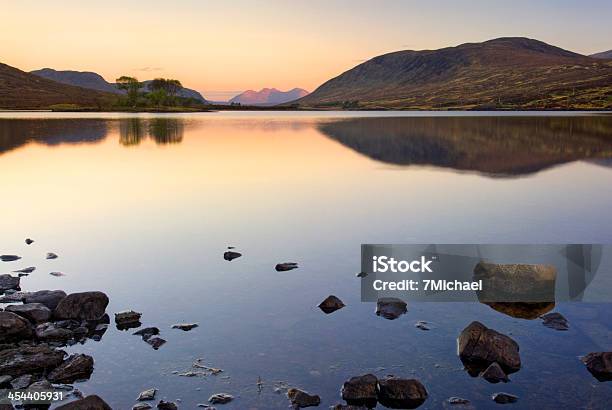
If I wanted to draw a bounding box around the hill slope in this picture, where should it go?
[0,63,113,109]
[590,50,612,59]
[31,68,208,102]
[297,37,612,110]
[229,88,308,106]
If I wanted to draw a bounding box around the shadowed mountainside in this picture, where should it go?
[590,50,612,59]
[297,37,612,110]
[318,115,612,177]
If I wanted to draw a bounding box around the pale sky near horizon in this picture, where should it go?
[2,0,611,100]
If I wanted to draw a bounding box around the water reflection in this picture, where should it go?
[119,118,184,146]
[319,116,612,177]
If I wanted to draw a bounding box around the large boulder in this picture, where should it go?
[581,352,612,381]
[0,274,20,291]
[35,322,74,341]
[0,345,65,377]
[473,262,556,302]
[377,378,428,409]
[54,292,109,321]
[55,395,111,410]
[24,290,67,310]
[0,311,33,342]
[287,388,321,408]
[48,353,94,383]
[341,374,378,407]
[5,303,52,323]
[457,321,521,375]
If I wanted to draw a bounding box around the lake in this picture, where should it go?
[1,111,612,409]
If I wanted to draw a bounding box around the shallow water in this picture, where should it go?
[1,112,611,409]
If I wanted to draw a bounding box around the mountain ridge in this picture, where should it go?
[229,87,308,106]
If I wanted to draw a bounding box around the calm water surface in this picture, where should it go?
[1,112,611,409]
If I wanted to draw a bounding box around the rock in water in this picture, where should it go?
[287,388,321,408]
[50,271,66,277]
[134,327,160,340]
[0,311,33,342]
[54,291,109,321]
[12,266,36,274]
[415,321,430,331]
[581,352,612,381]
[457,321,521,375]
[276,262,299,271]
[146,336,166,350]
[208,393,233,404]
[172,323,198,331]
[223,251,242,261]
[10,374,33,389]
[48,354,94,383]
[46,252,59,259]
[137,388,157,401]
[376,297,407,320]
[447,397,470,405]
[483,302,555,319]
[0,255,21,262]
[0,274,20,291]
[133,404,153,410]
[480,362,509,383]
[115,310,142,329]
[25,238,34,245]
[0,345,65,377]
[331,405,369,410]
[35,322,73,341]
[473,262,556,303]
[540,312,569,331]
[24,290,67,310]
[377,377,428,409]
[491,392,518,404]
[341,374,378,407]
[157,401,178,410]
[318,295,345,314]
[5,303,52,323]
[55,395,112,410]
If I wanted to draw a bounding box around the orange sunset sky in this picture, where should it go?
[2,0,611,100]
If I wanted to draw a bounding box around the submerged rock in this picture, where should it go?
[377,377,428,409]
[331,405,368,410]
[483,302,555,319]
[341,374,378,407]
[473,262,556,303]
[491,392,518,404]
[137,388,157,401]
[480,362,509,383]
[318,295,345,314]
[0,255,21,262]
[457,321,521,375]
[133,404,153,410]
[134,327,160,340]
[0,274,20,291]
[276,262,299,271]
[287,388,321,408]
[13,266,36,275]
[376,297,407,320]
[540,312,569,331]
[24,290,67,310]
[55,395,112,410]
[447,397,470,405]
[146,336,166,350]
[223,251,242,261]
[25,238,34,245]
[208,393,234,404]
[54,291,109,321]
[5,303,52,324]
[172,323,198,331]
[581,352,612,381]
[415,321,430,331]
[46,252,59,260]
[0,345,65,377]
[157,401,178,410]
[0,311,33,342]
[48,353,94,383]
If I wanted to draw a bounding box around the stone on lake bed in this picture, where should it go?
[0,311,33,342]
[133,403,153,410]
[473,262,556,303]
[287,388,321,408]
[137,388,157,401]
[223,251,242,261]
[55,395,112,410]
[146,336,166,350]
[5,303,52,323]
[172,323,198,331]
[157,401,178,410]
[0,274,20,291]
[54,291,109,321]
[540,312,569,331]
[12,266,36,274]
[24,290,67,310]
[341,373,378,407]
[480,362,509,383]
[46,252,59,259]
[276,262,299,271]
[318,295,345,314]
[0,255,21,262]
[208,393,234,404]
[581,352,612,381]
[491,392,518,404]
[48,353,94,383]
[377,377,428,409]
[376,297,407,320]
[25,238,34,245]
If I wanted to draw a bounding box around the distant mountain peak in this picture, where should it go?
[590,49,612,59]
[229,87,309,106]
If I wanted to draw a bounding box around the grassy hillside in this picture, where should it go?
[297,38,612,110]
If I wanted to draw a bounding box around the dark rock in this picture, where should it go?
[35,322,73,341]
[377,377,428,409]
[48,354,94,383]
[457,321,521,375]
[330,406,368,410]
[223,251,242,261]
[50,272,66,277]
[0,275,20,291]
[491,392,518,404]
[55,395,112,410]
[376,297,407,320]
[54,291,109,321]
[13,267,36,274]
[157,401,178,410]
[0,255,21,262]
[6,303,52,323]
[287,388,321,408]
[473,262,556,303]
[24,290,67,310]
[447,397,470,405]
[415,321,430,331]
[10,373,33,389]
[276,262,299,271]
[115,310,142,329]
[46,252,58,260]
[540,312,569,331]
[172,323,198,331]
[0,345,65,377]
[133,404,153,410]
[480,362,509,383]
[137,388,157,401]
[318,295,345,314]
[145,336,166,350]
[0,291,30,303]
[208,393,233,404]
[0,311,33,342]
[25,238,34,245]
[581,352,612,381]
[134,327,160,340]
[356,271,368,278]
[29,379,52,390]
[483,302,555,319]
[0,375,12,387]
[341,374,378,407]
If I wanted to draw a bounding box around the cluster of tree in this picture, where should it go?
[115,76,202,108]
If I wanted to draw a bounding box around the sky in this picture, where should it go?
[2,0,611,100]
